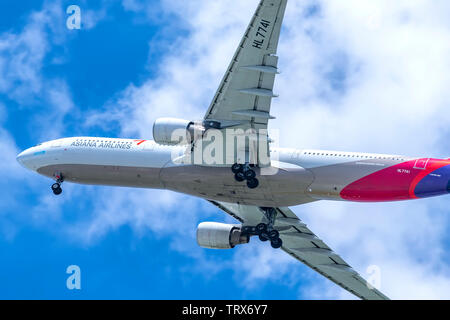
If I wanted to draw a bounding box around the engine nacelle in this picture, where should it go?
[196,222,249,249]
[153,117,204,145]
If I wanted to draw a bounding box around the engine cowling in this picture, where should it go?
[153,117,204,145]
[196,222,249,249]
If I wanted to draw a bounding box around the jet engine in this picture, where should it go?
[196,222,249,249]
[152,117,204,145]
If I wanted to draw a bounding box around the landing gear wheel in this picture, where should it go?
[244,169,256,180]
[246,178,259,189]
[51,183,62,195]
[270,237,283,249]
[256,223,267,234]
[268,229,279,240]
[259,234,269,242]
[234,172,245,182]
[231,163,243,174]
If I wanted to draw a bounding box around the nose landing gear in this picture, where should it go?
[231,163,259,189]
[51,174,64,195]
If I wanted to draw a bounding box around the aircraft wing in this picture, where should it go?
[209,201,389,300]
[202,0,288,166]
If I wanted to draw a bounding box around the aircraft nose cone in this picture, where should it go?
[16,150,26,165]
[16,148,34,170]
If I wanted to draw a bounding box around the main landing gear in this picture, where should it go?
[241,207,283,249]
[51,174,64,195]
[231,163,259,189]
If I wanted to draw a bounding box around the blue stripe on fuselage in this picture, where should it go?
[415,165,450,198]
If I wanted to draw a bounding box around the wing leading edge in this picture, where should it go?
[209,201,389,300]
[205,0,287,124]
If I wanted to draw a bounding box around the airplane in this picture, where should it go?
[16,0,450,300]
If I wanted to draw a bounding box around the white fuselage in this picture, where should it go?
[16,137,421,207]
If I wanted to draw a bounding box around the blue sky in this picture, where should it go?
[1,0,450,299]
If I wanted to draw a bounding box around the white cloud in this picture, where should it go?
[0,117,30,240]
[0,122,25,206]
[0,0,78,141]
[68,0,450,299]
[276,1,450,157]
[81,7,108,30]
[92,0,256,137]
[0,1,89,239]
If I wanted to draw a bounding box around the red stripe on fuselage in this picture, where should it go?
[134,139,147,145]
[340,158,450,202]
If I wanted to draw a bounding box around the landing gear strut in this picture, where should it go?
[51,174,64,195]
[231,163,259,189]
[241,207,283,249]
